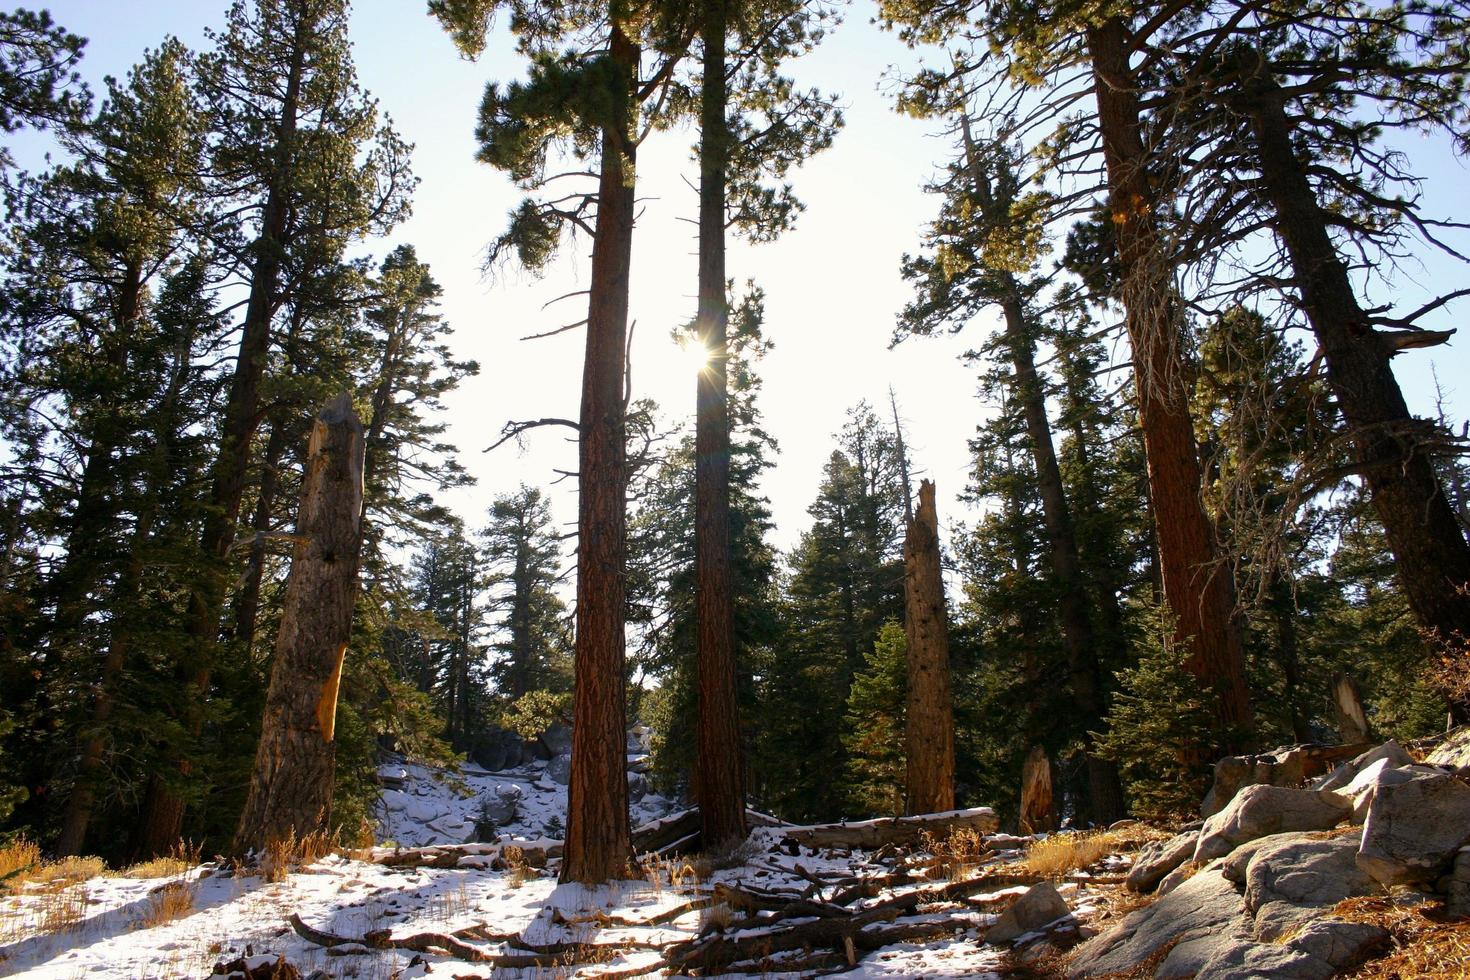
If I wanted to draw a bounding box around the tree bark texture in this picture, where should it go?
[1087,18,1252,744]
[562,24,637,884]
[694,0,747,853]
[1332,673,1371,745]
[1243,65,1470,723]
[903,480,956,815]
[136,16,309,857]
[1019,745,1057,834]
[233,393,364,855]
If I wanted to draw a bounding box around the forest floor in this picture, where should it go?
[0,761,1143,979]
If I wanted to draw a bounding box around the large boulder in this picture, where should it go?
[1316,740,1414,792]
[1443,846,1470,918]
[538,722,573,758]
[1426,727,1470,770]
[986,881,1072,943]
[1242,832,1376,941]
[546,753,572,786]
[1195,785,1350,862]
[471,728,533,772]
[1185,920,1388,980]
[1341,758,1444,821]
[1127,830,1200,894]
[1357,773,1470,886]
[1202,743,1363,818]
[1068,866,1250,977]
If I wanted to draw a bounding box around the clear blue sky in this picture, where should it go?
[13,0,1470,557]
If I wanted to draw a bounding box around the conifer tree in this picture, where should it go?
[690,0,839,849]
[136,0,413,854]
[433,0,689,881]
[482,486,570,700]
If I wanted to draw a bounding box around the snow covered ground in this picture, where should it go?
[375,754,677,848]
[1,760,1062,979]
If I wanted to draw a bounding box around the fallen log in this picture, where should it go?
[771,807,999,851]
[288,913,493,962]
[368,839,561,870]
[630,807,787,856]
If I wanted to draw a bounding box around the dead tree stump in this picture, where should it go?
[233,394,365,855]
[904,480,956,815]
[1019,745,1058,834]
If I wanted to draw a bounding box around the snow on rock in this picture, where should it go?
[374,753,677,848]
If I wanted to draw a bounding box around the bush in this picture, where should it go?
[1096,600,1219,820]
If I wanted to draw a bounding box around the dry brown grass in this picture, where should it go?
[259,828,339,882]
[503,844,530,889]
[1021,829,1145,878]
[917,826,991,880]
[1334,895,1470,979]
[0,836,41,889]
[138,880,195,928]
[123,840,201,880]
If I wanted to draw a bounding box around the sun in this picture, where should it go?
[677,334,712,374]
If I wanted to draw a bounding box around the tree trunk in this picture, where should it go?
[233,393,364,855]
[1242,63,1470,724]
[1087,18,1252,745]
[1019,745,1058,834]
[135,12,310,857]
[1332,673,1371,745]
[903,480,956,815]
[561,24,637,884]
[694,0,747,853]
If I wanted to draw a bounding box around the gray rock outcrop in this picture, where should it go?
[1195,785,1350,862]
[1126,830,1200,894]
[1357,773,1470,886]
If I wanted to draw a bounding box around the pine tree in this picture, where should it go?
[482,486,570,701]
[433,0,691,881]
[690,0,840,849]
[137,0,413,855]
[843,621,908,816]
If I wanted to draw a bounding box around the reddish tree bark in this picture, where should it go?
[561,24,638,884]
[694,0,747,852]
[1087,18,1252,745]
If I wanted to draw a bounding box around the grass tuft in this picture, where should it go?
[138,880,195,929]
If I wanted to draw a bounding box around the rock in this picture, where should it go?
[1201,743,1363,818]
[208,956,304,980]
[1126,830,1199,894]
[496,782,525,803]
[471,728,532,772]
[1313,740,1413,793]
[1155,860,1196,896]
[1444,846,1470,918]
[1068,867,1249,977]
[539,723,573,758]
[1427,727,1470,769]
[1243,832,1375,941]
[987,881,1072,943]
[1109,818,1139,830]
[1188,920,1388,980]
[1358,773,1470,886]
[1195,785,1350,862]
[627,771,647,803]
[1341,759,1445,821]
[546,753,572,786]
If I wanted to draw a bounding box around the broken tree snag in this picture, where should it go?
[234,394,365,856]
[777,807,999,850]
[1019,745,1057,834]
[904,480,956,815]
[1332,673,1371,744]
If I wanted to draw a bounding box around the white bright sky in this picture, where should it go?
[13,0,1470,557]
